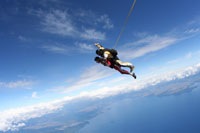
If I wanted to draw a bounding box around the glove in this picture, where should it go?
[94,43,101,48]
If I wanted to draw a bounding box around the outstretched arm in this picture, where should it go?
[94,43,104,50]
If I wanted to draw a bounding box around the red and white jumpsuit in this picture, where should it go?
[105,60,130,75]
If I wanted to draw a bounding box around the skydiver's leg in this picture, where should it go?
[114,66,137,79]
[114,65,130,75]
[132,72,137,79]
[115,60,135,72]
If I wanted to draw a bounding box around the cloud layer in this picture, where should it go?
[1,63,200,132]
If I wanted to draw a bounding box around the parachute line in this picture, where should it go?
[113,0,136,49]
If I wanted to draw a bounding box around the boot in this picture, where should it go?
[131,73,136,79]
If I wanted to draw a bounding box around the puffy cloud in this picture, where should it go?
[0,97,74,132]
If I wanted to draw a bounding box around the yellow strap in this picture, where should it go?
[113,0,136,49]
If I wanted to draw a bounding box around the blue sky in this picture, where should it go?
[0,0,200,129]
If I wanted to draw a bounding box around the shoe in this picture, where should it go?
[132,73,136,79]
[130,65,135,73]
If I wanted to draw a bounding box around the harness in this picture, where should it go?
[99,48,118,58]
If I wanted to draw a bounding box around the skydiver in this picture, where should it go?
[94,56,136,79]
[94,43,135,72]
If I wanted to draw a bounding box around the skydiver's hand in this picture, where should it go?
[94,43,101,48]
[94,43,99,46]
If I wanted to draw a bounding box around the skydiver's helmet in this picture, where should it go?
[94,57,101,63]
[96,49,103,56]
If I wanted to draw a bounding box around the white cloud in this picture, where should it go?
[42,44,71,54]
[35,9,107,41]
[85,63,200,99]
[118,18,200,60]
[1,63,200,132]
[18,36,29,42]
[0,97,74,132]
[50,65,114,93]
[185,18,200,33]
[75,9,96,24]
[41,10,77,37]
[75,10,114,30]
[97,14,114,29]
[185,28,200,34]
[75,42,95,52]
[0,80,34,89]
[119,35,179,59]
[77,9,95,18]
[141,63,200,86]
[42,42,94,54]
[80,29,105,40]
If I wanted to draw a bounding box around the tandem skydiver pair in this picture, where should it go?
[94,43,136,79]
